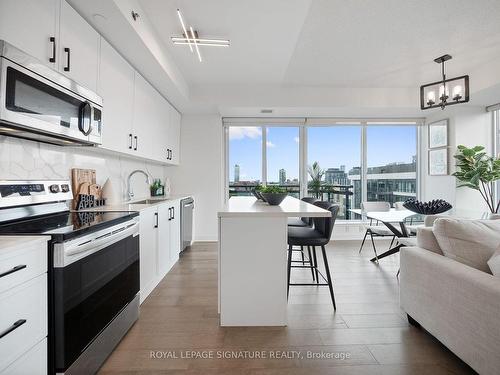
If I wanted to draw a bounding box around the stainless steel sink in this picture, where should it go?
[130,199,168,205]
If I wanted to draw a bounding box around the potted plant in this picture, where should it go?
[307,161,324,198]
[453,145,500,216]
[259,185,288,205]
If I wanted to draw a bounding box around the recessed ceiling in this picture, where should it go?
[140,0,500,89]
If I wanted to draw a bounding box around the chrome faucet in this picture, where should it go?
[127,169,152,200]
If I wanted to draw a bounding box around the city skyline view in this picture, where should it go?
[229,126,417,183]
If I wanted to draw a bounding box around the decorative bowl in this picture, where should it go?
[260,192,288,206]
[403,199,452,215]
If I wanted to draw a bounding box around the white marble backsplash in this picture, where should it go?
[0,136,172,202]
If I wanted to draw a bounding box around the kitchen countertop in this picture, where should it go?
[80,195,192,213]
[0,236,50,255]
[218,196,331,218]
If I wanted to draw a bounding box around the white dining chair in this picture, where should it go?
[358,201,395,260]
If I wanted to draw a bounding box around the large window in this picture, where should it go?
[267,127,300,197]
[307,126,361,219]
[366,124,417,205]
[225,119,420,220]
[228,126,262,196]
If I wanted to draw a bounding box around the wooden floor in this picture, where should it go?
[99,240,475,375]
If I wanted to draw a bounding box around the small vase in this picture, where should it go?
[488,213,500,220]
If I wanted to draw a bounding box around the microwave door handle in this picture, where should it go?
[65,223,138,256]
[64,48,71,71]
[49,37,56,63]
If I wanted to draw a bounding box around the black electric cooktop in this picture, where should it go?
[0,211,139,241]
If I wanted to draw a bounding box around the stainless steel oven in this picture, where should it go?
[52,217,140,375]
[0,40,102,146]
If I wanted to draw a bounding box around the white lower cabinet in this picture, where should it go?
[0,338,47,375]
[139,200,181,303]
[139,206,159,303]
[0,237,48,375]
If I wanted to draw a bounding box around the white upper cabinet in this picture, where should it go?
[99,38,134,154]
[0,0,58,68]
[132,72,157,160]
[169,107,181,165]
[59,0,100,92]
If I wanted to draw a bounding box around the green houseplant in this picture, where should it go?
[259,185,288,205]
[453,145,500,214]
[307,161,324,198]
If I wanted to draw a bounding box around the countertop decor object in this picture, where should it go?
[403,199,452,215]
[259,186,288,206]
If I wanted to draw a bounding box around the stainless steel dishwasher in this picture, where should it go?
[180,197,194,252]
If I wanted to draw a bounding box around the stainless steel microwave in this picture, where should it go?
[0,40,102,146]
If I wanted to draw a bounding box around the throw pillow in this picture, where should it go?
[433,218,500,273]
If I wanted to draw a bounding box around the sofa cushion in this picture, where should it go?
[416,227,443,255]
[433,218,500,273]
[487,246,500,276]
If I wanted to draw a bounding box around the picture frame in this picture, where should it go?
[428,119,448,148]
[428,147,448,176]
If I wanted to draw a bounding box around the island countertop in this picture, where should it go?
[218,196,331,218]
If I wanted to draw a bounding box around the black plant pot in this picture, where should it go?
[260,192,288,205]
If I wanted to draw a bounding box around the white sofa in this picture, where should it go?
[400,219,500,375]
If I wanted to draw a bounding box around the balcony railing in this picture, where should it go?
[229,183,356,220]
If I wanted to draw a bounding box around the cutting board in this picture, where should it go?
[71,168,96,208]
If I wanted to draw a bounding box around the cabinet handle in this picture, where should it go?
[133,135,138,151]
[168,207,171,221]
[154,212,158,228]
[49,37,56,63]
[0,319,27,339]
[128,134,133,149]
[64,47,71,71]
[0,264,26,278]
[172,207,175,220]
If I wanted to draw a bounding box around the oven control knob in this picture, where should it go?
[61,184,70,193]
[49,184,60,193]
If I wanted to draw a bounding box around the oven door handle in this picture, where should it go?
[65,223,139,257]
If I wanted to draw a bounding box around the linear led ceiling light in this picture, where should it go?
[172,9,230,62]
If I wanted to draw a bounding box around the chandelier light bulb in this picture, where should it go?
[452,85,463,101]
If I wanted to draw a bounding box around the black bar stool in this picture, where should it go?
[287,197,318,278]
[287,202,339,309]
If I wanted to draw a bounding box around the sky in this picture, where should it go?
[229,125,417,183]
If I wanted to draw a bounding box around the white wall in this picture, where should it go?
[170,115,223,241]
[421,106,493,213]
[0,135,171,202]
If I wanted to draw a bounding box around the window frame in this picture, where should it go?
[223,118,423,221]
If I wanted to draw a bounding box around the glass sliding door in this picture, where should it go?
[266,127,300,197]
[307,125,362,220]
[366,124,417,205]
[228,126,262,197]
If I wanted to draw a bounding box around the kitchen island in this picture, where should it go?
[218,196,330,326]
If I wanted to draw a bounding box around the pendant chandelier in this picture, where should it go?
[420,54,469,110]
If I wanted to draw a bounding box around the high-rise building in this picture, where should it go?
[324,167,348,185]
[279,168,286,184]
[234,164,240,183]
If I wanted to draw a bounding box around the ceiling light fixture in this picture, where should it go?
[190,26,202,62]
[420,54,469,110]
[176,9,193,52]
[172,9,230,62]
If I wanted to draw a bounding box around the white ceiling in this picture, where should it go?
[140,0,500,89]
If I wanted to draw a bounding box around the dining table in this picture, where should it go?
[349,208,422,262]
